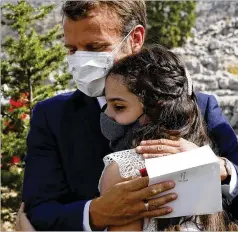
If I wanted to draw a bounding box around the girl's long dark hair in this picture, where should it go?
[107,45,238,231]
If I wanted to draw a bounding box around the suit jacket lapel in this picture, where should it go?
[59,91,110,199]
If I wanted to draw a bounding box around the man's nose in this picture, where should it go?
[75,45,90,52]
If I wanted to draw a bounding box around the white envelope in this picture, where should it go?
[145,145,222,218]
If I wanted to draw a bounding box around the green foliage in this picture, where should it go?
[146,1,196,48]
[1,0,71,228]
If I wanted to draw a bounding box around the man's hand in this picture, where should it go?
[219,157,229,182]
[16,203,36,231]
[89,177,177,230]
[135,138,229,182]
[135,138,198,158]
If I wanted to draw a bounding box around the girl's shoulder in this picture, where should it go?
[99,149,145,194]
[103,149,145,178]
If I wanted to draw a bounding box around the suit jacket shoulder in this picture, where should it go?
[33,91,75,115]
[196,92,238,167]
[31,91,83,136]
[195,92,210,117]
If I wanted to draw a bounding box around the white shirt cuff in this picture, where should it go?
[221,159,238,201]
[83,200,92,231]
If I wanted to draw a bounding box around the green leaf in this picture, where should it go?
[146,1,196,48]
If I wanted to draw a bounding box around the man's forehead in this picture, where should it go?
[64,24,120,48]
[63,10,122,46]
[82,18,119,36]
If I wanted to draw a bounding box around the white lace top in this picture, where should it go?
[99,149,201,231]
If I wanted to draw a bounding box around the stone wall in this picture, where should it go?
[172,1,238,134]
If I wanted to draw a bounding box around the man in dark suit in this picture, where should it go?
[22,1,238,230]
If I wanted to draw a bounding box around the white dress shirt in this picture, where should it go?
[83,97,238,231]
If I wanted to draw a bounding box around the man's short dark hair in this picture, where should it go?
[61,1,147,36]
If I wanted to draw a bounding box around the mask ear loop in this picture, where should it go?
[111,27,135,55]
[185,68,193,96]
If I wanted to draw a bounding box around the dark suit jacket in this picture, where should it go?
[22,90,238,230]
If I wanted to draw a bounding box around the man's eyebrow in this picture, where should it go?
[64,42,110,49]
[64,44,76,49]
[86,41,111,47]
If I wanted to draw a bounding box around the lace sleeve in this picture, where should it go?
[98,149,145,192]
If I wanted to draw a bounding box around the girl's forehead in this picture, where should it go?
[105,75,138,103]
[105,75,127,94]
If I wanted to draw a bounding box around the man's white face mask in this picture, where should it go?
[67,28,134,97]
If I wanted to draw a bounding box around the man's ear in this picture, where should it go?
[130,25,145,54]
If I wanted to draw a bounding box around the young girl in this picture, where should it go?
[99,45,238,231]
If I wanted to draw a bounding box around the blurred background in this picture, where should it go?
[1,0,238,230]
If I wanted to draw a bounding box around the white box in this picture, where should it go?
[145,145,222,218]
